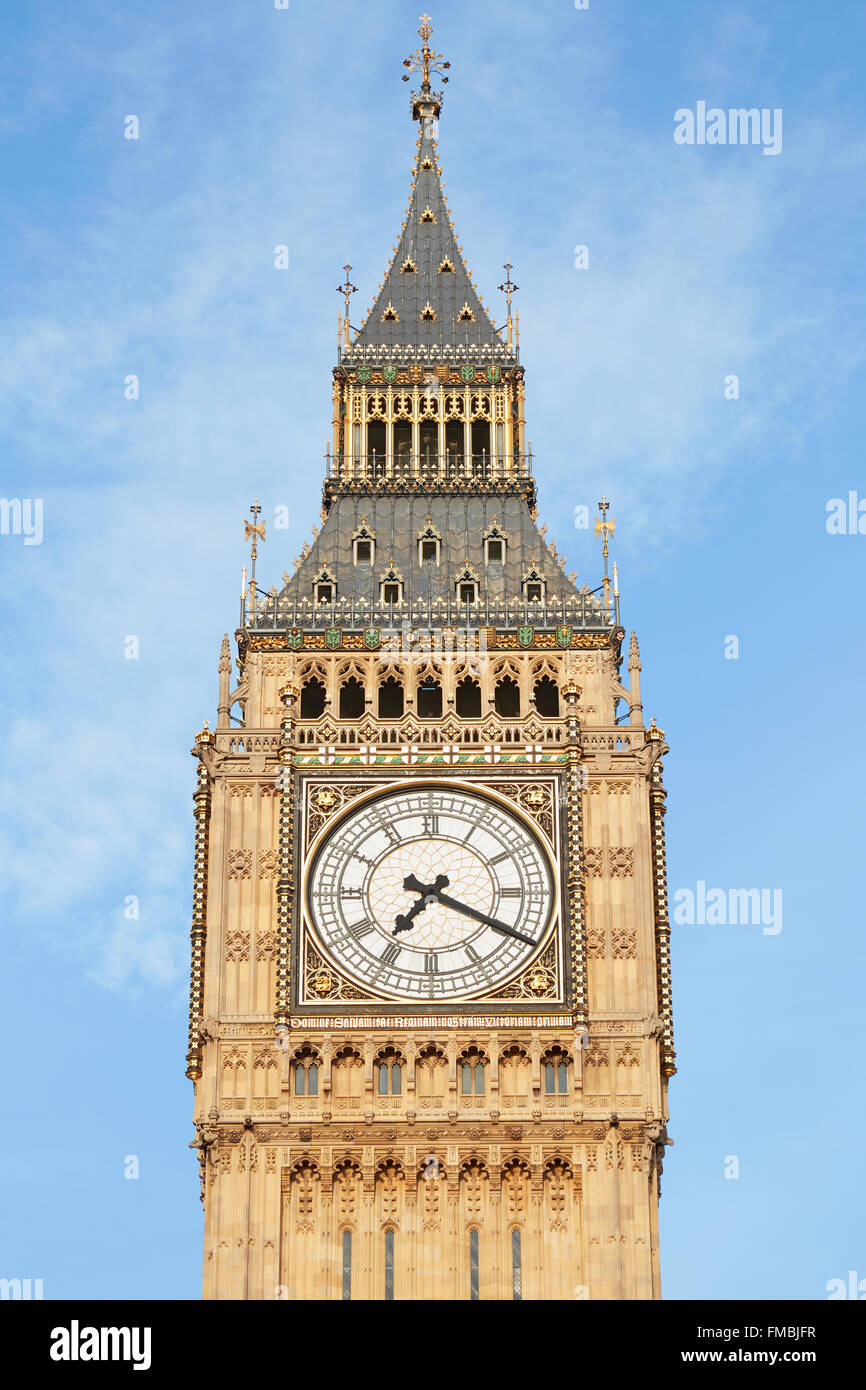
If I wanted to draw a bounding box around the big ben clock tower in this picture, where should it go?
[187,15,675,1301]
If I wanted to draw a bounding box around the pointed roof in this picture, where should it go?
[351,18,506,357]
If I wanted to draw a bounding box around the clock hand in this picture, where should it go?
[429,888,537,947]
[393,874,450,935]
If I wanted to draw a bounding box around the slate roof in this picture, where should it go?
[353,121,503,355]
[278,492,582,610]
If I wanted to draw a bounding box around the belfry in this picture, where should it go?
[187,14,675,1301]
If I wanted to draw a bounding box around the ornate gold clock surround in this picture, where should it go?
[295,771,567,1009]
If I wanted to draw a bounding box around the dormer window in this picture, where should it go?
[455,565,479,605]
[400,257,418,273]
[438,258,455,274]
[381,303,399,322]
[458,304,475,322]
[420,303,437,322]
[417,521,441,566]
[379,567,404,605]
[420,206,436,224]
[352,523,375,566]
[314,567,337,605]
[484,522,507,566]
[523,568,546,603]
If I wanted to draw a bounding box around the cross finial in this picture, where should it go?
[594,497,616,621]
[498,260,519,311]
[337,262,358,317]
[403,14,450,95]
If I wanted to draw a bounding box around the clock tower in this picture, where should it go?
[187,15,675,1301]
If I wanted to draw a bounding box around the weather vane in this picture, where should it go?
[403,14,450,94]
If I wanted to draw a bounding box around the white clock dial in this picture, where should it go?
[304,783,556,1000]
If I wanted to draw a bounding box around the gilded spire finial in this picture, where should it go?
[498,260,519,348]
[594,496,616,621]
[244,499,266,623]
[403,15,450,94]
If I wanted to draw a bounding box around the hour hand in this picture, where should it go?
[394,873,450,935]
[403,872,449,895]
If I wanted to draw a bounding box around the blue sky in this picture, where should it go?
[1,0,864,1300]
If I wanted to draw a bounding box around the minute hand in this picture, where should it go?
[434,891,537,947]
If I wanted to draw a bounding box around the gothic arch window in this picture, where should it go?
[378,675,404,719]
[339,676,365,720]
[459,1047,486,1095]
[543,1046,571,1096]
[292,1046,320,1096]
[534,675,560,718]
[417,675,442,719]
[494,675,520,718]
[300,677,326,720]
[456,675,481,718]
[375,1047,403,1096]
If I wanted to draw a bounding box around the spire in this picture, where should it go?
[351,15,505,355]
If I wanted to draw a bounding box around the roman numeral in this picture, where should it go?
[464,944,479,963]
[490,852,510,865]
[349,919,375,939]
[423,814,439,835]
[424,953,439,973]
[342,888,362,898]
[500,887,521,898]
[381,943,401,966]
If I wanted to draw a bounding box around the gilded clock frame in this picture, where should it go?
[293,769,570,1011]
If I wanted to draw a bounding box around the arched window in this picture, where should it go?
[339,676,365,720]
[456,676,481,718]
[375,1052,403,1096]
[534,676,560,717]
[494,676,520,718]
[417,677,442,719]
[300,677,326,720]
[460,1051,486,1095]
[293,1049,319,1096]
[378,676,404,719]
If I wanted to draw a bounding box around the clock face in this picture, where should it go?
[304,783,556,1001]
